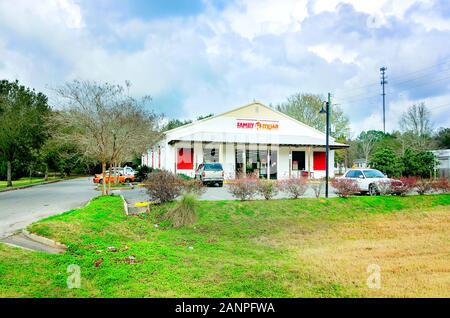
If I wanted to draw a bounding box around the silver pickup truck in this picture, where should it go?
[195,163,224,187]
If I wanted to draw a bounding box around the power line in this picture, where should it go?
[336,67,450,100]
[388,57,450,81]
[335,73,450,105]
[335,57,450,99]
[429,102,450,110]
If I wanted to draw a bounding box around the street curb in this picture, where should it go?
[22,229,67,251]
[1,241,35,252]
[0,179,65,193]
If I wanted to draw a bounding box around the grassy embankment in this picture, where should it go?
[0,194,449,297]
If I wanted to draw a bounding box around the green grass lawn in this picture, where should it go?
[0,176,62,189]
[0,194,449,297]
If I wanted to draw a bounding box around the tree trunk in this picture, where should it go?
[44,164,49,181]
[114,161,119,186]
[6,160,12,187]
[107,161,113,195]
[101,161,107,195]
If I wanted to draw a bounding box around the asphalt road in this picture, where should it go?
[0,177,98,239]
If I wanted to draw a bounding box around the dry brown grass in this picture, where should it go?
[270,207,450,297]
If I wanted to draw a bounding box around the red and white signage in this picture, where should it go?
[236,119,279,130]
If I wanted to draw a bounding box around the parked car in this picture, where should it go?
[195,163,224,187]
[93,173,135,184]
[340,168,402,196]
[105,166,136,176]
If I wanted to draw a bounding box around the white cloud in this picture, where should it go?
[308,44,359,64]
[221,0,309,39]
[0,0,83,32]
[0,0,449,133]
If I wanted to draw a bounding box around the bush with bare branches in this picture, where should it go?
[415,178,433,195]
[279,177,308,199]
[431,177,450,193]
[309,179,324,198]
[375,180,393,196]
[331,178,359,198]
[144,170,184,203]
[256,179,280,200]
[391,177,416,196]
[227,175,258,201]
[182,178,206,196]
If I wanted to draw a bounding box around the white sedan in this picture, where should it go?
[341,168,401,196]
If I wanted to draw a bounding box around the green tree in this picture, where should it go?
[0,80,50,187]
[402,149,436,178]
[375,131,403,154]
[163,119,192,131]
[276,93,350,139]
[163,113,214,132]
[196,113,214,121]
[434,127,450,149]
[368,147,404,177]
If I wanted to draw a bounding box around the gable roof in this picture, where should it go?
[164,101,335,141]
[168,132,348,149]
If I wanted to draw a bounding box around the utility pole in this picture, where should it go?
[325,93,330,198]
[380,67,387,133]
[319,93,331,198]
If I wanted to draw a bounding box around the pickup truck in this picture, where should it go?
[93,173,135,184]
[195,163,224,187]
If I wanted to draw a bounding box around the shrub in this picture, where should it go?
[331,178,359,198]
[309,179,324,198]
[431,177,450,193]
[182,178,206,196]
[375,180,393,196]
[279,177,308,199]
[415,178,433,195]
[135,165,152,181]
[164,193,198,228]
[227,175,258,201]
[143,170,184,203]
[391,177,416,196]
[256,179,279,200]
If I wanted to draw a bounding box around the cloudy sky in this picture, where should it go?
[1,0,449,136]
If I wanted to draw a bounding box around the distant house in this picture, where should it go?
[431,149,450,179]
[353,158,368,168]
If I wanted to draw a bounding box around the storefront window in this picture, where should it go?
[269,149,277,179]
[292,151,305,171]
[177,148,194,170]
[246,148,268,179]
[203,147,219,163]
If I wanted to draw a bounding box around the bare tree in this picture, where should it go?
[399,103,434,150]
[55,81,123,195]
[356,131,384,162]
[55,80,161,195]
[106,93,161,192]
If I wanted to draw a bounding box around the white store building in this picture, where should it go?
[142,102,348,180]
